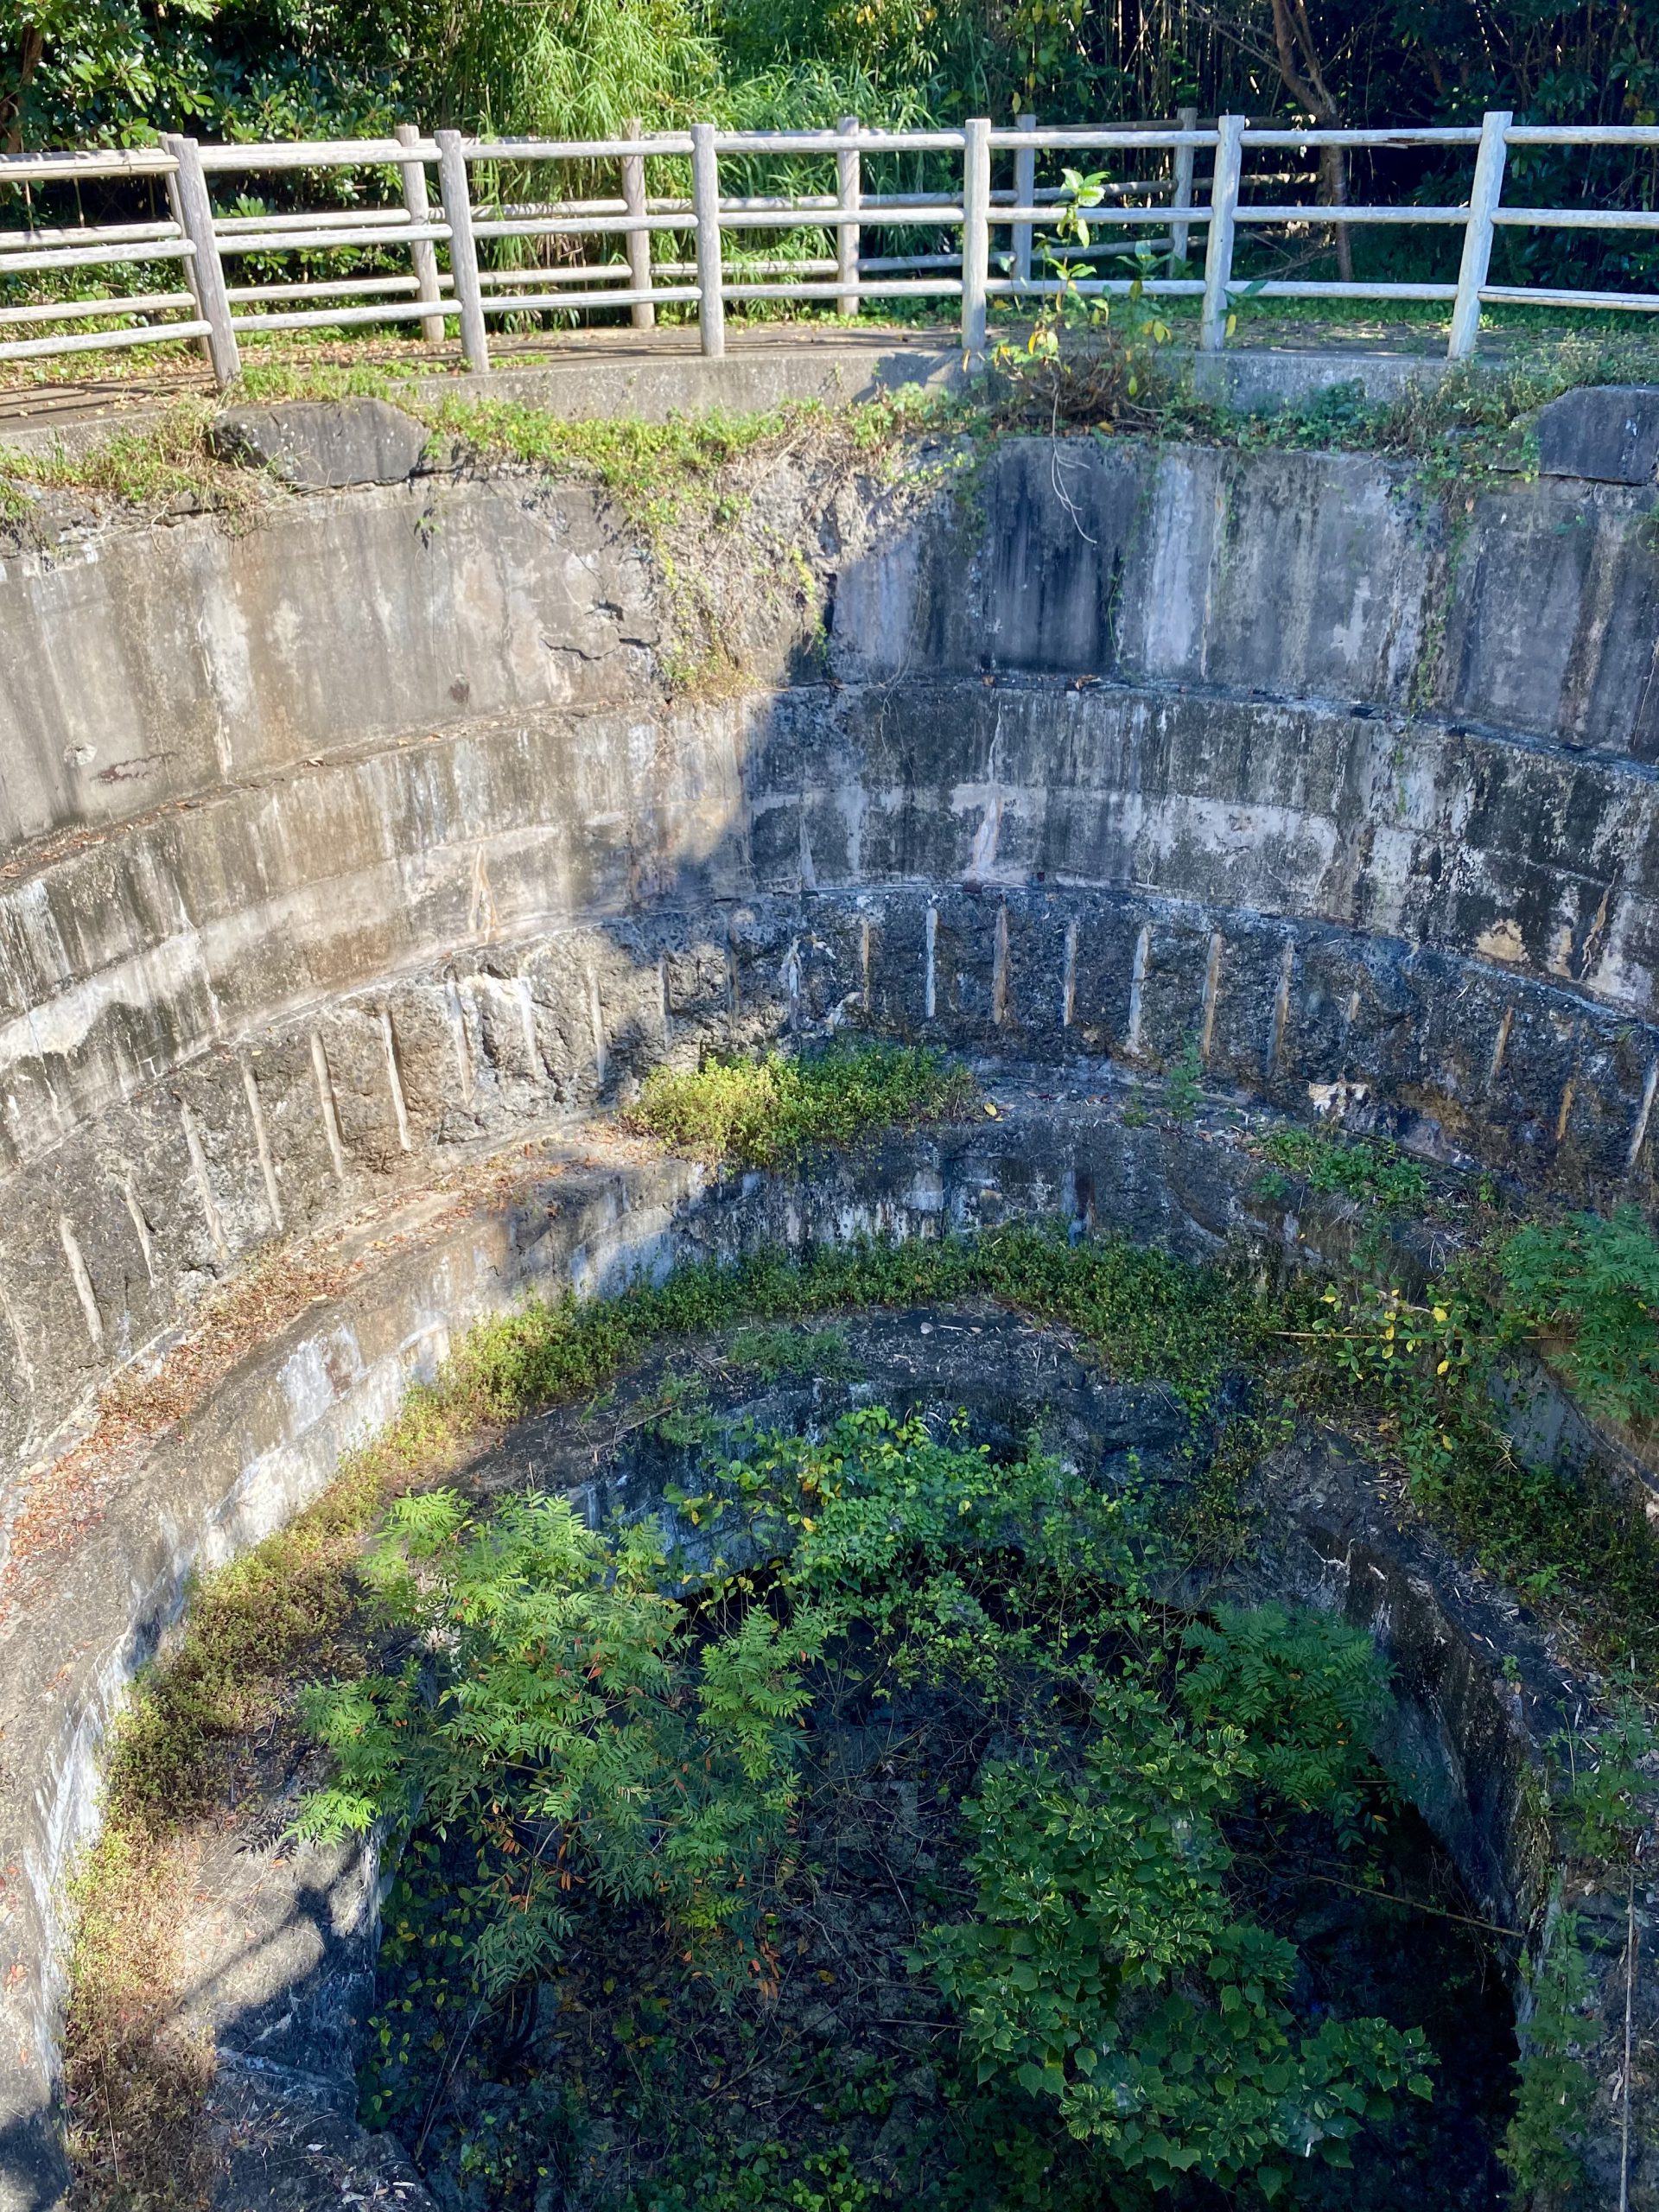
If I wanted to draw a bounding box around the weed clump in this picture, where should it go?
[623,1038,979,1170]
[1497,1205,1659,1427]
[1257,1124,1431,1216]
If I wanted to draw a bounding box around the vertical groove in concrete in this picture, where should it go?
[57,1215,102,1350]
[1199,931,1224,1062]
[1267,942,1295,1079]
[1128,925,1152,1056]
[513,979,540,1081]
[309,1031,348,1185]
[1061,918,1077,1029]
[122,1174,157,1287]
[240,1056,283,1229]
[1555,1074,1578,1147]
[1489,1007,1514,1090]
[925,906,938,1021]
[444,977,474,1105]
[587,969,607,1087]
[180,1099,230,1262]
[0,1277,34,1394]
[381,1012,413,1154]
[1628,1061,1658,1171]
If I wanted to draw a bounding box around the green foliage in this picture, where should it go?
[1503,1899,1598,2196]
[989,252,1174,432]
[446,1220,1277,1442]
[1547,1700,1657,1865]
[1258,1125,1430,1216]
[624,1038,978,1170]
[1178,1601,1389,1824]
[1498,1205,1659,1426]
[1164,1034,1202,1123]
[301,1488,819,1998]
[1300,1270,1659,1681]
[925,1727,1428,2197]
[0,400,266,522]
[422,395,809,530]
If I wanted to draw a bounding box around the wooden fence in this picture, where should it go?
[1,112,1656,384]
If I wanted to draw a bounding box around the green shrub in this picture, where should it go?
[300,1488,821,1998]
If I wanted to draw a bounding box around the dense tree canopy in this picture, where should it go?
[5,0,1659,150]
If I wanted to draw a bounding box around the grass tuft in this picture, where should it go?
[622,1038,979,1169]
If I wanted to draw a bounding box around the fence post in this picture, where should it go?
[836,114,861,320]
[961,115,991,361]
[622,118,655,332]
[162,162,214,372]
[435,130,488,372]
[1013,112,1035,291]
[1198,112,1243,353]
[394,123,445,345]
[691,123,726,359]
[1169,104,1198,270]
[1449,109,1511,360]
[159,133,238,388]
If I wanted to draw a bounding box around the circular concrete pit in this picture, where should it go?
[0,393,1656,2210]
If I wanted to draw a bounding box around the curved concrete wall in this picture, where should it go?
[3,422,1659,1493]
[5,407,1659,2209]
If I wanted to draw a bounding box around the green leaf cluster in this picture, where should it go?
[1257,1125,1430,1217]
[918,1600,1422,2198]
[299,1489,821,1997]
[1498,1204,1659,1426]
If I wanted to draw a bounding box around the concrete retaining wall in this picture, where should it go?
[3,424,1658,1494]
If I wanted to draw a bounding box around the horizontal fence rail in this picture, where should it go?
[2,111,1658,381]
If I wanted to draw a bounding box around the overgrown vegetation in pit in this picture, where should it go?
[296,1407,1492,2211]
[60,1128,1659,2209]
[622,1039,980,1170]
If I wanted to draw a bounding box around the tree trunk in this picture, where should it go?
[1268,0,1352,282]
[1,22,45,157]
[1319,141,1354,281]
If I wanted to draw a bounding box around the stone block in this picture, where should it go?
[207,397,432,488]
[1535,383,1659,483]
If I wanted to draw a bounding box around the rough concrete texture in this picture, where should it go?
[1185,346,1452,410]
[207,398,436,489]
[1536,382,1659,484]
[207,2056,438,2211]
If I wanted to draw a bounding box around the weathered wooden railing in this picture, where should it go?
[2,112,1656,384]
